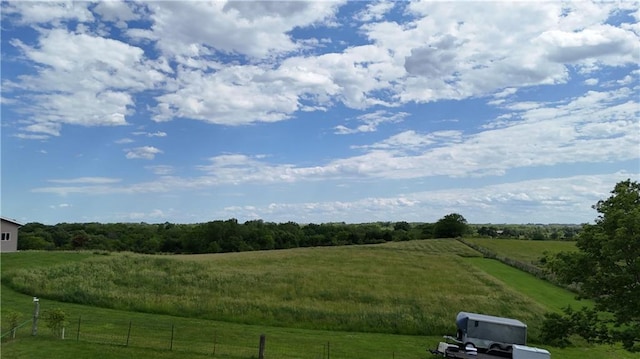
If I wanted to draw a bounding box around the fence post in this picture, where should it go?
[170,324,174,351]
[212,331,217,356]
[76,316,81,341]
[31,297,40,336]
[126,321,132,346]
[258,334,266,359]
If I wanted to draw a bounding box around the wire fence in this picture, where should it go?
[0,319,32,340]
[2,314,424,358]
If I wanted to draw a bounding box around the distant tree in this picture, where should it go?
[434,213,468,238]
[393,221,411,232]
[546,179,640,351]
[416,223,435,238]
[477,226,498,237]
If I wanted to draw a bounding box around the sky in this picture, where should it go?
[1,1,639,226]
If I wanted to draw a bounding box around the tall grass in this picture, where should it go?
[3,241,547,337]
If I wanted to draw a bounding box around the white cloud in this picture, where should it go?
[49,203,72,209]
[48,177,121,184]
[147,131,167,137]
[219,172,633,224]
[2,1,94,25]
[537,25,639,66]
[133,131,167,138]
[493,88,518,99]
[144,1,343,58]
[24,84,640,196]
[335,111,409,134]
[192,86,638,183]
[125,146,163,160]
[6,2,635,134]
[6,28,165,137]
[584,78,599,85]
[361,1,637,103]
[146,165,175,176]
[153,43,398,124]
[24,122,62,137]
[121,209,168,221]
[354,130,462,153]
[153,65,299,125]
[14,133,50,140]
[115,138,134,144]
[354,1,396,22]
[93,0,141,24]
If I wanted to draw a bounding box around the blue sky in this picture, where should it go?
[1,1,638,225]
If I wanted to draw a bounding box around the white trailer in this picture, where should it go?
[429,312,550,359]
[430,342,550,359]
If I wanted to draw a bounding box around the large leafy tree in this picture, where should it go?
[434,213,468,238]
[547,179,640,351]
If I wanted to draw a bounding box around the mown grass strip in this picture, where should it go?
[464,257,592,311]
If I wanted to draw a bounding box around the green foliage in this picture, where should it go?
[19,219,582,255]
[541,306,610,348]
[18,220,419,254]
[6,310,20,328]
[471,223,581,240]
[43,308,67,338]
[547,179,640,352]
[541,311,573,348]
[5,309,21,339]
[434,213,468,238]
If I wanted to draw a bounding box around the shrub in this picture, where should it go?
[43,308,67,339]
[5,310,21,340]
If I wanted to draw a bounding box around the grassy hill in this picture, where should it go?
[1,240,637,359]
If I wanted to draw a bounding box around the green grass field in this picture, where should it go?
[463,238,578,266]
[1,241,638,359]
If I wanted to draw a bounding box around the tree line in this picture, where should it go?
[18,213,579,254]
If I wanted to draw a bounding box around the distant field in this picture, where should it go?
[463,238,578,266]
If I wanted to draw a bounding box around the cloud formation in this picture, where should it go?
[2,1,638,225]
